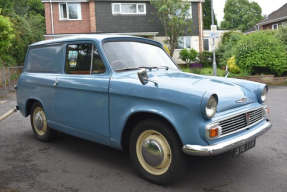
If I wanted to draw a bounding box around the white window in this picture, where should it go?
[59,3,82,20]
[112,3,146,15]
[176,37,191,49]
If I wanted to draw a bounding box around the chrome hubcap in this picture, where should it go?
[33,107,47,136]
[34,112,44,130]
[142,139,164,167]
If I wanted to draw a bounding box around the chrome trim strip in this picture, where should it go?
[183,120,272,156]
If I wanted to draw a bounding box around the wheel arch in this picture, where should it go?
[121,111,182,152]
[25,98,43,117]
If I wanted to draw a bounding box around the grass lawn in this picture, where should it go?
[180,66,226,77]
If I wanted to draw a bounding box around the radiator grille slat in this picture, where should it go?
[219,108,263,137]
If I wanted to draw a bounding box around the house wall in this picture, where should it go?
[262,19,287,30]
[44,2,91,34]
[203,30,230,52]
[156,36,200,64]
[94,2,199,36]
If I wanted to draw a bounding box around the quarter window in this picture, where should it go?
[112,3,146,15]
[59,3,82,20]
[65,44,106,75]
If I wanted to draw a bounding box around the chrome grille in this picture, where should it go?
[219,108,263,137]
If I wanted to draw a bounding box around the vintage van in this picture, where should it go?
[16,35,272,184]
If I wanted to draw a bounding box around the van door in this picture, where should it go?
[55,43,110,137]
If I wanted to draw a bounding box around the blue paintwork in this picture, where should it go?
[16,35,269,151]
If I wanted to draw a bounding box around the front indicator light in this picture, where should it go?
[263,107,269,118]
[210,128,219,138]
[206,124,222,140]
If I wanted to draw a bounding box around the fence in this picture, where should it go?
[7,66,24,92]
[0,67,7,96]
[0,66,23,96]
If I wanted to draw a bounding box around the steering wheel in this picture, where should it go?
[111,60,129,70]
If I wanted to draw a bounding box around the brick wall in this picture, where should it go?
[45,2,92,34]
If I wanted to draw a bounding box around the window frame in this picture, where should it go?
[176,36,192,49]
[204,38,210,51]
[64,42,106,75]
[112,3,146,15]
[59,3,82,20]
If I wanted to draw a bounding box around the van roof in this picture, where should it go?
[29,34,153,47]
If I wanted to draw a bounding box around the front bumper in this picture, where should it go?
[182,120,272,156]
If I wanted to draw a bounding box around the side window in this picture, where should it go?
[26,45,62,73]
[65,44,106,75]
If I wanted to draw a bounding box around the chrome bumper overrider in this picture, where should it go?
[182,120,272,156]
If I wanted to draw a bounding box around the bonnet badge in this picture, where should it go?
[236,98,247,103]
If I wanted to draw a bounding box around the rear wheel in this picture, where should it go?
[30,102,57,142]
[129,119,188,185]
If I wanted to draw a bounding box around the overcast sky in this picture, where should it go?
[213,0,287,26]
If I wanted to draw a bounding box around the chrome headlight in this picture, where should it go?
[205,95,218,119]
[261,87,268,102]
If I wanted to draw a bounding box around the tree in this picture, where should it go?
[221,0,263,32]
[150,0,193,57]
[203,0,218,29]
[0,10,15,66]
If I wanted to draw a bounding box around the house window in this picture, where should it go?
[204,39,209,51]
[176,37,191,49]
[59,3,82,20]
[272,24,278,30]
[112,3,146,15]
[175,4,192,18]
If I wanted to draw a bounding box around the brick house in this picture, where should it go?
[42,0,205,63]
[245,3,287,34]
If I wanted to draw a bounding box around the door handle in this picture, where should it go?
[53,81,58,86]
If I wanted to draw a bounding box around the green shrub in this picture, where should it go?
[217,32,243,67]
[179,48,198,65]
[227,56,240,74]
[197,51,213,67]
[276,25,287,47]
[235,31,287,76]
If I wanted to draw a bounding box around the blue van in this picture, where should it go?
[16,35,272,184]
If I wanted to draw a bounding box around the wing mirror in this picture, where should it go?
[137,68,158,86]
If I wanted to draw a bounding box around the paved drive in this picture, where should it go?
[0,86,287,192]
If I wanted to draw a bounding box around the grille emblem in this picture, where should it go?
[236,98,247,103]
[246,113,250,125]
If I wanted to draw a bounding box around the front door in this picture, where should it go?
[55,42,110,137]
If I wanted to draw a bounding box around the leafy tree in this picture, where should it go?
[235,31,287,76]
[203,0,218,29]
[0,10,15,66]
[150,0,193,57]
[28,0,45,16]
[221,0,263,32]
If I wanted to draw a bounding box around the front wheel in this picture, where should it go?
[129,119,189,185]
